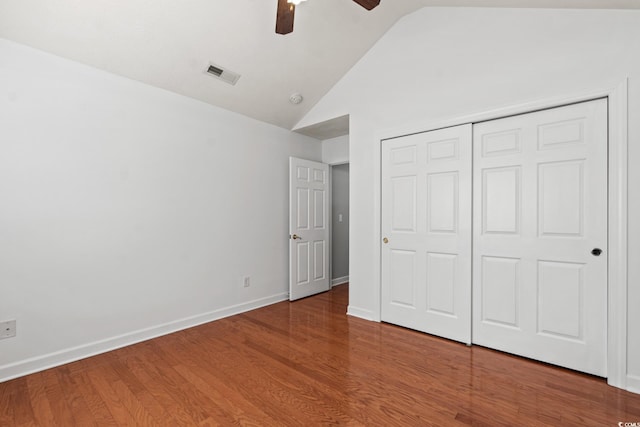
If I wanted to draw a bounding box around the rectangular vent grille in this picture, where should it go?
[205,63,240,86]
[207,65,224,77]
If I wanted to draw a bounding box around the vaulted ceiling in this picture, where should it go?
[1,0,638,136]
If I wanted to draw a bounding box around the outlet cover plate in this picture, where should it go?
[0,320,16,339]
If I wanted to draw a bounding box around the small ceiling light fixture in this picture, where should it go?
[289,93,304,105]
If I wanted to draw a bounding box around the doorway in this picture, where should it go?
[331,163,350,287]
[288,136,350,301]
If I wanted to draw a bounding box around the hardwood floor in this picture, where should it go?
[2,284,640,426]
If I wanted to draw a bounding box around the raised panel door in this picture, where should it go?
[472,99,607,376]
[381,124,472,344]
[289,157,330,301]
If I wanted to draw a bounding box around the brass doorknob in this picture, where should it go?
[383,237,389,244]
[291,234,301,240]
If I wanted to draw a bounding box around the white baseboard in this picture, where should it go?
[627,374,640,395]
[347,305,375,321]
[0,292,288,383]
[331,276,349,287]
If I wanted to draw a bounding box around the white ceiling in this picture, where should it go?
[1,0,638,138]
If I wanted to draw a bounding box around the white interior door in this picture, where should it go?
[381,124,472,344]
[289,157,330,301]
[473,99,608,376]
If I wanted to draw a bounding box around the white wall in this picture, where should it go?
[0,38,321,380]
[322,135,349,165]
[295,7,640,393]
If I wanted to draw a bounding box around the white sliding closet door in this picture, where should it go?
[472,99,608,376]
[381,124,472,344]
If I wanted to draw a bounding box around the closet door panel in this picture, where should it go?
[472,99,608,377]
[381,124,472,344]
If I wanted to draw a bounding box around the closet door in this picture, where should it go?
[473,99,608,376]
[381,124,472,344]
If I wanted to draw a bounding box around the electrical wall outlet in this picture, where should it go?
[0,320,16,339]
[242,276,251,288]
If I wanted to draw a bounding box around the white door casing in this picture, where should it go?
[381,124,472,344]
[289,157,330,301]
[472,99,608,376]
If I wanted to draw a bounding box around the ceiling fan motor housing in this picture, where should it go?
[276,0,381,35]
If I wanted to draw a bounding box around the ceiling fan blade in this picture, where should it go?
[352,0,380,10]
[276,0,295,35]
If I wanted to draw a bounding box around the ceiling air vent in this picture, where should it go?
[205,63,240,86]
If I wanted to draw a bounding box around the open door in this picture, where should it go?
[289,157,330,300]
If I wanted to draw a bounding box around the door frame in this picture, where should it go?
[371,80,630,391]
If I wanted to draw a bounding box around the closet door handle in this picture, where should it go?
[591,248,602,256]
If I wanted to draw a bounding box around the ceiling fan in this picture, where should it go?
[276,0,380,35]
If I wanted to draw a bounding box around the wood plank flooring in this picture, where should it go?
[2,284,640,426]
